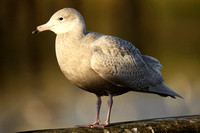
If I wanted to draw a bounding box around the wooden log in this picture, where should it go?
[18,115,200,133]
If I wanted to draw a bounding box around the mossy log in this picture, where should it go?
[19,115,200,133]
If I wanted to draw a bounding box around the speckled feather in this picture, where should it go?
[89,33,181,96]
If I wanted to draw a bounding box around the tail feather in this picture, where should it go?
[142,55,163,75]
[148,84,183,99]
[143,55,163,69]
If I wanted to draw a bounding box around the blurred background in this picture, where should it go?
[0,0,200,132]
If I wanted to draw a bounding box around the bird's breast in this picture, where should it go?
[55,40,98,89]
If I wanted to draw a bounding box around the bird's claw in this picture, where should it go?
[76,122,100,128]
[76,121,110,128]
[91,122,110,128]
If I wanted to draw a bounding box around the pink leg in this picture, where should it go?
[76,96,102,127]
[104,94,113,126]
[93,96,102,125]
[92,94,113,128]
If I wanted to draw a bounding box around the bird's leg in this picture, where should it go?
[103,94,113,126]
[76,96,102,127]
[92,94,113,128]
[91,96,102,125]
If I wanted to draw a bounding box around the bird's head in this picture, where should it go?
[32,8,86,35]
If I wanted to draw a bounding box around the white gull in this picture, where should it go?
[32,8,183,127]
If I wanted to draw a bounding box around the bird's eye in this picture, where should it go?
[59,17,63,21]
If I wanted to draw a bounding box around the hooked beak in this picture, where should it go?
[32,23,54,34]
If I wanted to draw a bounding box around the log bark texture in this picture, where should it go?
[19,115,200,133]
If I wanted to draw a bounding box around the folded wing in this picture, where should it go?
[90,35,182,98]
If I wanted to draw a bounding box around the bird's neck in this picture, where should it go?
[56,28,85,49]
[64,20,86,40]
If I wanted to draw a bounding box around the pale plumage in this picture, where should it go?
[90,34,181,98]
[33,8,182,127]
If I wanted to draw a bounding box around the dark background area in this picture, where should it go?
[0,0,200,132]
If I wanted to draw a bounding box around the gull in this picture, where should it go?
[32,8,182,127]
